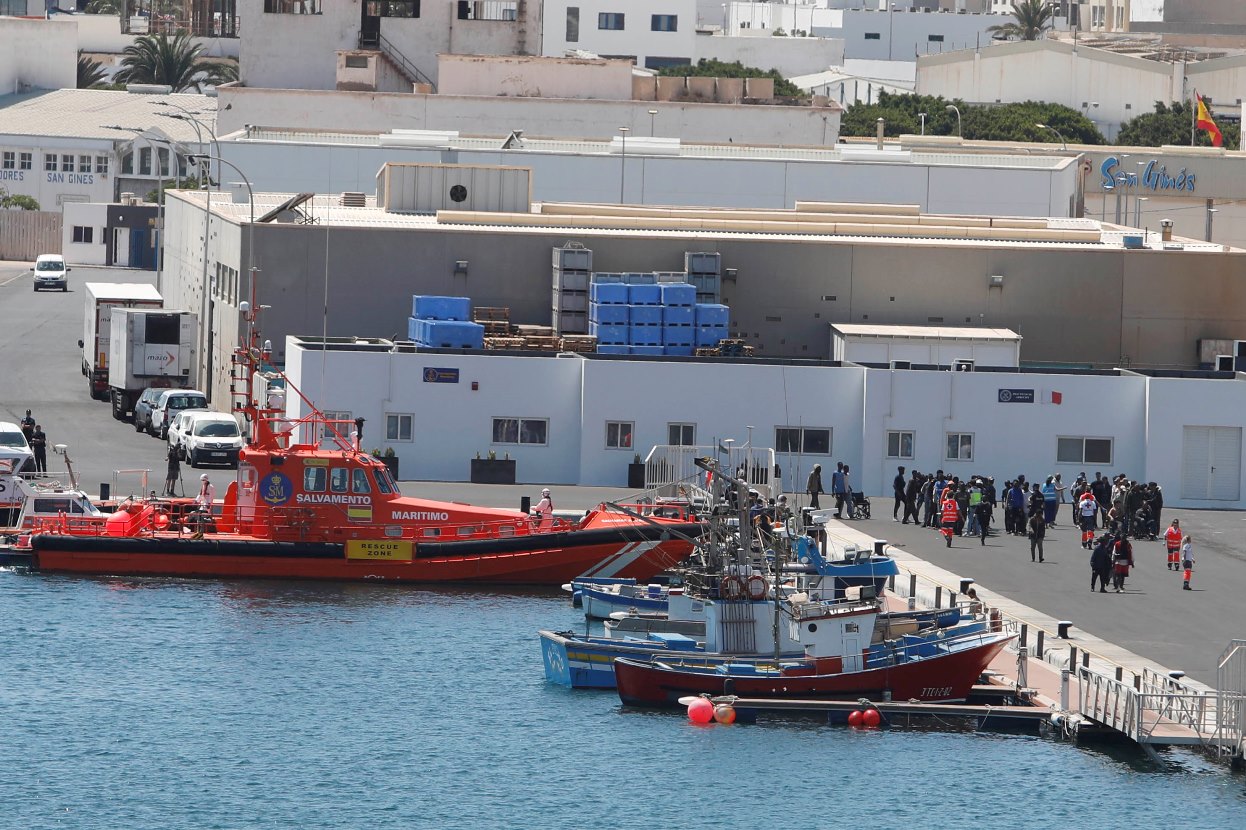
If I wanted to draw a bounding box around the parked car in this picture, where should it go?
[148,389,207,439]
[178,412,244,468]
[0,422,35,474]
[132,387,166,435]
[32,254,70,292]
[166,410,200,459]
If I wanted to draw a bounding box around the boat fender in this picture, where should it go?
[720,575,746,600]
[746,575,768,601]
[713,704,737,725]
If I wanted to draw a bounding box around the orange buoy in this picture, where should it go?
[862,707,882,728]
[687,697,714,724]
[847,709,863,727]
[155,513,170,530]
[713,704,736,725]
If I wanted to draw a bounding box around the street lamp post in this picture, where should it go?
[1113,172,1127,224]
[155,101,220,189]
[1035,122,1066,150]
[1135,196,1148,235]
[618,127,629,205]
[647,109,657,137]
[918,112,927,135]
[946,104,961,138]
[102,126,184,285]
[1206,204,1219,242]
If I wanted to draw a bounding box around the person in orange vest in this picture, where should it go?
[1164,519,1182,570]
[1078,490,1098,549]
[1181,535,1194,590]
[940,494,959,548]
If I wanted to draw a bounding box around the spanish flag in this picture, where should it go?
[1196,93,1224,148]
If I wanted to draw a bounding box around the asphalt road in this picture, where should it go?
[3,262,1241,684]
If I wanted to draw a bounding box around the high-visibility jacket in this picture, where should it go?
[1165,525,1182,550]
[941,498,959,524]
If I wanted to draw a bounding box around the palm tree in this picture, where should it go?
[77,52,109,89]
[987,0,1054,41]
[85,0,123,12]
[114,32,217,93]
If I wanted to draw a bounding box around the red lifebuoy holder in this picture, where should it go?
[746,575,768,601]
[720,576,746,600]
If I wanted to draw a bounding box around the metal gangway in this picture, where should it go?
[642,445,779,505]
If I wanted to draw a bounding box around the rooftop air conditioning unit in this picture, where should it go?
[1216,355,1235,372]
[889,360,911,370]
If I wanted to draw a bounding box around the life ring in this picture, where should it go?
[746,575,768,601]
[720,575,746,600]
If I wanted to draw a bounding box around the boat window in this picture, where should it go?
[457,526,478,537]
[304,466,326,492]
[352,468,371,494]
[330,467,349,493]
[422,528,441,537]
[373,468,394,494]
[0,430,27,448]
[32,498,70,514]
[497,524,515,537]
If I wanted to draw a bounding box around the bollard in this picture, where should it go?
[888,574,895,591]
[1019,623,1028,648]
[520,496,531,515]
[934,586,943,608]
[1060,669,1070,711]
[1082,651,1090,668]
[1169,671,1186,683]
[1115,666,1124,682]
[907,596,916,611]
[949,592,957,608]
[874,540,886,556]
[100,482,111,501]
[959,578,973,594]
[908,574,917,597]
[1133,674,1141,691]
[1036,629,1045,658]
[1057,620,1073,639]
[1070,646,1078,669]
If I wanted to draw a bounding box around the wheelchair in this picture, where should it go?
[850,492,872,520]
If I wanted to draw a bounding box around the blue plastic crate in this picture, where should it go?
[590,322,629,344]
[695,303,730,326]
[663,325,693,347]
[660,283,696,306]
[631,345,666,357]
[628,284,662,305]
[629,326,662,347]
[695,325,728,348]
[590,303,629,325]
[596,344,630,355]
[419,319,484,349]
[412,295,471,321]
[663,305,694,325]
[407,316,424,342]
[590,282,629,305]
[629,304,663,326]
[665,345,694,357]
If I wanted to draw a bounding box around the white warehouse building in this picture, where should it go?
[284,336,1246,509]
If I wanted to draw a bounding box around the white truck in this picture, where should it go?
[105,307,199,421]
[80,282,165,401]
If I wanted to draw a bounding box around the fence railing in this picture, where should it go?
[643,445,778,503]
[377,32,437,92]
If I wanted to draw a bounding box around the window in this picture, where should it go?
[928,34,944,43]
[598,12,625,30]
[264,0,323,12]
[45,154,57,172]
[72,226,94,244]
[566,6,579,41]
[352,468,371,494]
[330,467,349,493]
[95,156,109,174]
[606,421,634,449]
[1,151,13,170]
[864,32,881,40]
[946,433,974,461]
[121,152,133,175]
[775,427,831,455]
[61,154,74,172]
[373,469,394,494]
[78,155,91,173]
[304,466,327,492]
[1057,437,1113,465]
[493,417,548,445]
[157,147,170,177]
[887,430,914,459]
[319,410,352,444]
[386,413,413,442]
[139,147,152,176]
[667,423,695,446]
[651,14,677,31]
[344,55,370,69]
[19,152,31,170]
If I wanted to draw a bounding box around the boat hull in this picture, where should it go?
[28,522,700,586]
[613,634,1012,707]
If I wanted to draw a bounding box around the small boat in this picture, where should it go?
[613,596,1013,707]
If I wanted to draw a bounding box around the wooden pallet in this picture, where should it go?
[484,336,525,350]
[522,335,561,351]
[473,306,510,322]
[560,335,598,353]
[515,324,555,337]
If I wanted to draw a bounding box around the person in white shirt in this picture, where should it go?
[196,474,216,509]
[534,488,553,530]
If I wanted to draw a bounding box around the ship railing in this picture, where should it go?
[262,504,553,541]
[643,444,778,502]
[865,624,1005,669]
[1079,666,1223,745]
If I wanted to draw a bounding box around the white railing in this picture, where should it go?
[643,445,778,502]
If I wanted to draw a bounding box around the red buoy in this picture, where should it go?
[862,707,882,728]
[687,697,714,724]
[713,704,736,725]
[847,709,863,727]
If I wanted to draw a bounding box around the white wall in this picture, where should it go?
[695,32,846,77]
[1145,376,1246,508]
[542,0,698,68]
[0,136,117,211]
[436,54,635,100]
[0,17,77,95]
[61,202,109,266]
[834,336,1019,367]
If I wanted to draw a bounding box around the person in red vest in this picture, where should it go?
[940,494,959,548]
[1078,490,1099,549]
[1164,519,1182,570]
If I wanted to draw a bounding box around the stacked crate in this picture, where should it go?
[694,302,729,350]
[408,295,484,349]
[628,282,663,354]
[660,283,696,356]
[589,281,629,354]
[684,252,722,304]
[552,245,591,335]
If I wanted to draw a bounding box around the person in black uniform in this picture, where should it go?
[165,443,181,497]
[20,409,35,443]
[30,424,47,473]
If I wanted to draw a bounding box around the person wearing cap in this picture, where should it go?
[1164,519,1182,570]
[195,474,216,509]
[534,488,554,530]
[774,494,791,525]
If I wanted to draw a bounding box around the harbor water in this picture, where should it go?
[2,571,1243,829]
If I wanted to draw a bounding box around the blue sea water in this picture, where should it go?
[2,571,1243,830]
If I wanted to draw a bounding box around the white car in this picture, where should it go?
[32,254,70,291]
[177,412,244,468]
[149,389,208,439]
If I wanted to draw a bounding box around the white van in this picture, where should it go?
[33,254,70,292]
[178,412,244,468]
[148,389,208,438]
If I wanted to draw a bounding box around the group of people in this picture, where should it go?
[19,409,48,474]
[806,462,858,519]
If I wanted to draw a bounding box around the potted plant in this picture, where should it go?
[372,447,400,479]
[471,449,516,484]
[627,453,646,489]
